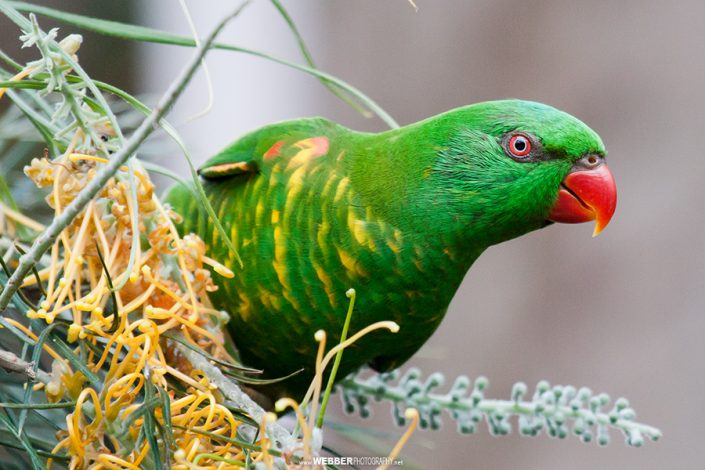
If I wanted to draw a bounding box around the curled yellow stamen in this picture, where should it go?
[0,66,33,100]
[378,408,419,470]
[276,397,311,461]
[202,255,235,278]
[68,153,129,172]
[0,202,45,232]
[301,321,399,406]
[3,318,64,363]
[307,329,327,438]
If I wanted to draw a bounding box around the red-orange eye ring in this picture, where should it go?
[508,134,531,157]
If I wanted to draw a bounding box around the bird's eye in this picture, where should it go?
[507,134,532,158]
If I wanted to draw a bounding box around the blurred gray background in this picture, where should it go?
[9,0,704,468]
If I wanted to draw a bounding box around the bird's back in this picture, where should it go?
[166,117,472,398]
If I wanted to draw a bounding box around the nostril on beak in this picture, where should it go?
[577,154,603,170]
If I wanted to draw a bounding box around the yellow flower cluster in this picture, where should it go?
[16,146,277,469]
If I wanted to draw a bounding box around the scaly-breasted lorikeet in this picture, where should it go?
[166,100,617,400]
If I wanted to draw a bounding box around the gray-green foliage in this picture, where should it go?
[340,368,661,446]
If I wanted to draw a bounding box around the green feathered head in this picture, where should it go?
[427,100,616,246]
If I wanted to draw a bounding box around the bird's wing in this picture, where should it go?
[198,117,342,181]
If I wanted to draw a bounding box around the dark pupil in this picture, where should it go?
[514,139,526,151]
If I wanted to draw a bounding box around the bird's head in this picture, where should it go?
[430,100,616,245]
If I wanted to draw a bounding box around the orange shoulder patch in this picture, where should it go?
[263,140,285,160]
[287,136,330,169]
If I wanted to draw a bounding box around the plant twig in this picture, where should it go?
[0,1,250,314]
[175,342,294,451]
[0,349,50,383]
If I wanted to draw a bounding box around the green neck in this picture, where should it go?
[345,122,481,292]
[347,112,565,284]
[347,119,461,240]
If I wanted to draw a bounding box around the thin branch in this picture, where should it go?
[0,1,251,313]
[175,342,294,451]
[0,349,50,383]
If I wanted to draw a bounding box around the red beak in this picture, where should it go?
[548,163,617,237]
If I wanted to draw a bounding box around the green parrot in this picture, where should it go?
[165,100,617,400]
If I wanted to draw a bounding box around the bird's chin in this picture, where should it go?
[548,163,617,237]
